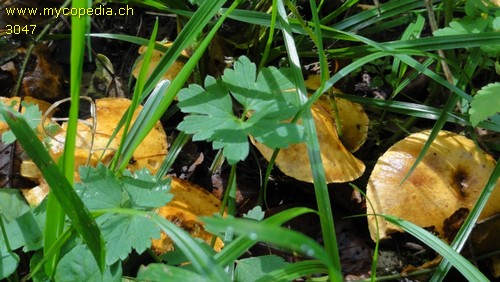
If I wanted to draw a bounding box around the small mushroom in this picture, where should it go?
[367,130,500,242]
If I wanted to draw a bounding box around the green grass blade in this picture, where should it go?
[150,213,229,281]
[214,207,317,267]
[276,0,341,280]
[116,0,239,172]
[255,260,328,282]
[154,131,191,181]
[203,216,339,278]
[331,0,431,31]
[430,158,500,281]
[382,214,489,281]
[111,19,159,173]
[0,106,105,273]
[326,32,500,59]
[141,0,229,98]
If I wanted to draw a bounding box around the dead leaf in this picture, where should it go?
[152,177,224,254]
[20,45,65,100]
[366,130,500,242]
[252,103,365,183]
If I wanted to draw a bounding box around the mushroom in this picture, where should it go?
[366,130,500,242]
[251,75,368,183]
[251,103,366,183]
[152,177,224,254]
[132,41,190,84]
[21,97,168,205]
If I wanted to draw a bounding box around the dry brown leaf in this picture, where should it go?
[152,177,224,254]
[20,45,64,100]
[132,41,190,82]
[366,130,500,242]
[252,103,365,183]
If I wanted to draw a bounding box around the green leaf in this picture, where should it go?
[55,244,122,282]
[1,209,44,251]
[469,82,500,126]
[243,206,265,221]
[0,103,106,273]
[177,56,305,164]
[122,169,172,209]
[0,102,41,144]
[100,213,160,264]
[0,189,30,222]
[0,245,18,279]
[433,16,500,56]
[235,255,288,282]
[77,164,123,210]
[76,164,171,264]
[77,164,172,211]
[137,263,206,281]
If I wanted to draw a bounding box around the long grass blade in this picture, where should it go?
[276,0,341,280]
[116,0,239,172]
[203,216,339,278]
[382,214,489,281]
[150,213,229,281]
[213,207,317,267]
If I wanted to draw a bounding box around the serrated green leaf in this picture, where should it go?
[434,16,500,56]
[100,213,160,264]
[1,210,43,251]
[235,255,288,282]
[0,102,41,144]
[55,244,122,282]
[0,189,30,222]
[469,82,500,126]
[122,169,172,210]
[76,164,123,210]
[177,56,305,164]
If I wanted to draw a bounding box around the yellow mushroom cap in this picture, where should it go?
[367,130,500,242]
[152,177,224,254]
[252,103,365,183]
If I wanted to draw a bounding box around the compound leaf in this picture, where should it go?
[177,56,305,164]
